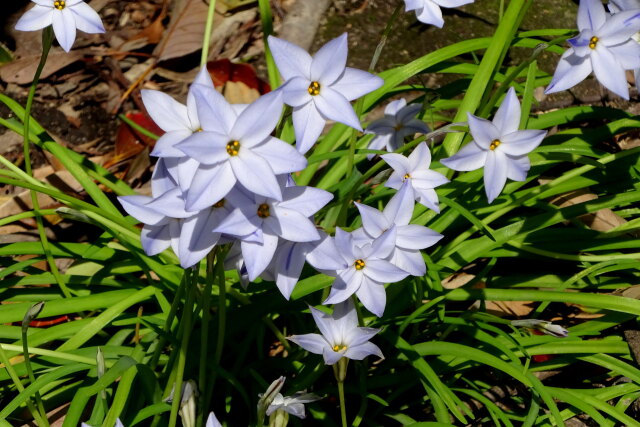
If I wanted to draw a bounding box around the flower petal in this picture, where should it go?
[313,88,362,130]
[241,232,279,280]
[267,35,312,80]
[232,150,282,201]
[141,224,171,256]
[52,9,77,52]
[324,268,362,305]
[371,227,397,259]
[381,153,411,174]
[214,207,258,237]
[608,39,640,70]
[176,131,229,165]
[492,87,521,135]
[499,129,546,156]
[390,247,426,276]
[192,85,236,134]
[467,113,500,148]
[281,76,313,107]
[344,326,379,348]
[382,181,414,226]
[321,347,344,365]
[15,5,53,31]
[311,33,348,85]
[292,103,326,154]
[141,89,191,133]
[545,49,592,94]
[252,137,308,174]
[330,68,384,101]
[396,225,443,250]
[334,227,355,263]
[69,1,105,33]
[271,207,320,242]
[355,276,386,317]
[185,162,235,211]
[408,142,431,170]
[484,150,508,203]
[414,187,441,213]
[600,9,640,44]
[416,2,444,28]
[591,47,630,99]
[577,0,606,32]
[505,154,530,181]
[151,130,193,157]
[306,234,349,271]
[280,186,333,217]
[288,333,328,355]
[231,91,284,146]
[364,259,409,283]
[273,241,307,299]
[355,203,388,237]
[440,141,487,171]
[310,305,340,344]
[178,213,221,268]
[118,195,164,225]
[344,342,384,360]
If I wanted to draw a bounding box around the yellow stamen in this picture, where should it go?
[226,140,240,156]
[54,0,65,10]
[403,173,411,180]
[308,81,321,96]
[354,259,365,270]
[195,127,203,132]
[589,36,599,49]
[213,199,225,208]
[257,203,270,218]
[394,123,404,131]
[332,345,347,352]
[489,139,501,151]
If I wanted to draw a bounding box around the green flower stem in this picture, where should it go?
[209,248,228,393]
[201,0,218,66]
[0,343,47,426]
[336,379,348,427]
[150,272,187,371]
[22,303,48,426]
[22,27,71,300]
[168,269,198,427]
[198,250,217,425]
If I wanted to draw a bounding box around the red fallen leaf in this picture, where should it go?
[206,59,271,95]
[531,329,555,363]
[28,315,69,328]
[106,112,164,168]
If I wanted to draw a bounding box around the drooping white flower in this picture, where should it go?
[381,142,449,212]
[511,319,569,338]
[545,0,640,99]
[176,88,307,210]
[266,392,321,419]
[268,33,384,153]
[323,227,409,317]
[404,0,475,28]
[353,182,443,276]
[288,300,384,364]
[365,99,430,158]
[440,87,546,203]
[15,0,105,52]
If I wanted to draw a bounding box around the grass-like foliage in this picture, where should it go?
[1,0,640,426]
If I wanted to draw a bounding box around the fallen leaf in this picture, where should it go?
[224,80,260,103]
[0,50,83,84]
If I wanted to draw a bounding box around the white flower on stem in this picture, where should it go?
[323,227,409,317]
[206,412,222,427]
[266,392,322,419]
[268,33,384,153]
[353,182,443,276]
[15,0,105,52]
[511,319,569,338]
[118,186,231,268]
[381,142,449,212]
[607,0,640,88]
[440,87,546,203]
[404,0,474,28]
[545,0,640,99]
[176,88,307,210]
[366,99,430,158]
[214,183,333,280]
[142,67,215,191]
[288,300,383,364]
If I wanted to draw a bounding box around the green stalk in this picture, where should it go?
[201,0,218,66]
[0,343,47,426]
[22,27,72,299]
[198,250,217,425]
[150,272,187,370]
[336,380,348,427]
[21,302,48,426]
[168,270,197,427]
[205,247,228,407]
[257,0,280,89]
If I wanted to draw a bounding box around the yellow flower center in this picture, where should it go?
[213,199,225,208]
[332,345,348,352]
[195,127,203,132]
[257,203,270,218]
[54,0,66,10]
[403,173,411,181]
[489,139,501,151]
[589,36,599,49]
[226,140,240,156]
[308,81,321,96]
[354,259,366,270]
[394,123,404,131]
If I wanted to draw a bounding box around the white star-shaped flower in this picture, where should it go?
[440,87,546,203]
[268,33,384,154]
[404,0,475,28]
[16,0,105,52]
[288,300,384,365]
[381,142,449,212]
[545,0,640,99]
[366,98,430,157]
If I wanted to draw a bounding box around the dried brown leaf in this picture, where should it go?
[0,50,83,84]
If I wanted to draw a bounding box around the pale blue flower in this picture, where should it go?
[288,300,383,364]
[176,89,307,210]
[268,33,384,153]
[213,182,333,280]
[440,87,546,203]
[545,0,640,99]
[381,142,449,212]
[353,182,443,276]
[607,0,640,88]
[266,392,321,419]
[404,0,474,28]
[16,0,105,52]
[366,99,430,158]
[206,412,222,427]
[323,227,409,317]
